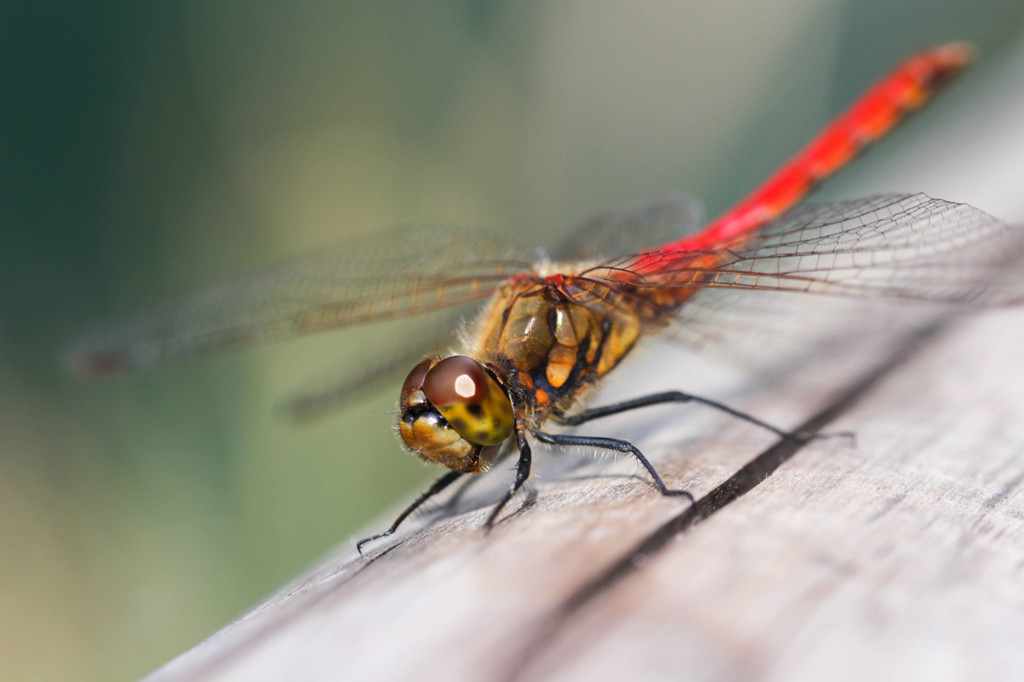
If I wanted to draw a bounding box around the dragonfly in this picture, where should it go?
[67,43,1023,553]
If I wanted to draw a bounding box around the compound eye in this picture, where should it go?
[400,357,435,404]
[422,356,514,446]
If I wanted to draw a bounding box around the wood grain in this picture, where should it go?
[145,305,1024,682]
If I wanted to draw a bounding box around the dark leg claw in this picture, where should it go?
[533,429,694,504]
[356,470,463,555]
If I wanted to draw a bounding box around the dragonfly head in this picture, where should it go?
[398,356,514,472]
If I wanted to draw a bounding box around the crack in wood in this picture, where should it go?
[500,319,948,682]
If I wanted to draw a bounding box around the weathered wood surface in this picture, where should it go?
[145,304,1024,682]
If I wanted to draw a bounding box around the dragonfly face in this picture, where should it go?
[398,355,515,473]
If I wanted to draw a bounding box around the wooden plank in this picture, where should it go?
[145,305,1024,682]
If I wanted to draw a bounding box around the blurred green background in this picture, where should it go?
[3,2,1024,680]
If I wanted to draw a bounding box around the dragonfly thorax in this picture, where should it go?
[397,356,514,473]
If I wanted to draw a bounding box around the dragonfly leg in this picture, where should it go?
[484,425,533,527]
[533,429,695,502]
[559,391,817,443]
[357,470,463,555]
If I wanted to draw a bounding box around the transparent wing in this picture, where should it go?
[554,193,705,261]
[575,193,1024,367]
[279,195,706,420]
[280,195,704,419]
[591,194,1024,307]
[66,225,538,375]
[280,195,708,419]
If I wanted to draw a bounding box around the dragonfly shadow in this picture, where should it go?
[487,487,540,529]
[407,448,640,536]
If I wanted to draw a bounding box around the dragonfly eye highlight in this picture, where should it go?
[422,356,514,446]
